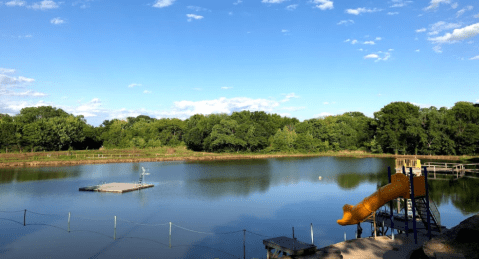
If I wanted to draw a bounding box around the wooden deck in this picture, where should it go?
[79,182,154,193]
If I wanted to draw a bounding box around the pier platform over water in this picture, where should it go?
[79,183,154,193]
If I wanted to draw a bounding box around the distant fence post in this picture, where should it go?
[68,212,71,232]
[114,216,117,240]
[311,223,314,244]
[169,222,172,248]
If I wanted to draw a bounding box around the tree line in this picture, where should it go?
[0,101,478,155]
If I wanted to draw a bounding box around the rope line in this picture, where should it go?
[172,224,243,235]
[0,210,25,213]
[246,230,272,238]
[117,218,170,226]
[27,210,64,217]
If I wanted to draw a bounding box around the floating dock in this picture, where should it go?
[79,183,154,193]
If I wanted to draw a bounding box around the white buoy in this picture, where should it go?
[318,176,322,180]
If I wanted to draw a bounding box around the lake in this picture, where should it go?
[0,157,477,259]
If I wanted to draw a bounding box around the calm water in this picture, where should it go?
[0,157,477,259]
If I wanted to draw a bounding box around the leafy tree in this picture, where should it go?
[374,102,419,154]
[209,119,246,152]
[271,126,297,151]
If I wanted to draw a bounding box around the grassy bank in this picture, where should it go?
[0,147,476,168]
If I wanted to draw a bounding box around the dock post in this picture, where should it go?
[409,168,418,244]
[424,167,432,239]
[114,216,117,240]
[311,223,314,244]
[404,166,409,237]
[68,212,71,233]
[293,227,295,250]
[243,229,246,259]
[388,167,394,235]
[344,232,346,241]
[169,222,172,248]
[373,212,377,239]
[24,209,26,226]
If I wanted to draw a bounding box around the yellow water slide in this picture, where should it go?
[337,173,425,226]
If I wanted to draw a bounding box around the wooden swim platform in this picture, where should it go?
[79,182,154,193]
[263,236,318,258]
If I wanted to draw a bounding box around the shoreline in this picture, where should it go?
[0,152,473,168]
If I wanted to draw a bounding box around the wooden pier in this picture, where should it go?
[79,182,154,193]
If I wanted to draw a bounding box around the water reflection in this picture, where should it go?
[0,167,81,183]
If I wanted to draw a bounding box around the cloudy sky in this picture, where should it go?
[1,0,479,125]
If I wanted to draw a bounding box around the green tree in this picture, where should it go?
[374,102,420,154]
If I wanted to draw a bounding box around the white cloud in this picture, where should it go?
[3,90,47,97]
[433,45,442,53]
[50,17,64,25]
[5,0,26,6]
[364,51,391,61]
[358,48,364,51]
[364,41,375,45]
[143,90,152,94]
[187,6,210,12]
[285,4,297,10]
[388,48,394,51]
[428,23,479,44]
[375,37,382,41]
[323,102,329,105]
[337,20,354,25]
[233,0,242,5]
[0,68,15,74]
[312,0,333,10]
[186,14,204,22]
[390,0,412,8]
[351,39,358,44]
[228,11,233,15]
[456,6,473,17]
[153,0,175,8]
[345,7,381,15]
[173,97,280,117]
[30,0,59,10]
[0,74,35,85]
[451,2,458,9]
[344,39,350,42]
[128,83,141,88]
[364,54,379,59]
[428,21,461,36]
[387,12,399,15]
[416,28,426,33]
[469,55,479,60]
[281,29,289,33]
[262,0,289,3]
[416,49,420,52]
[193,88,202,91]
[72,0,94,9]
[221,87,233,89]
[74,98,102,117]
[424,0,456,11]
[281,92,299,102]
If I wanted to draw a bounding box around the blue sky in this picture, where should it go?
[1,0,478,126]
